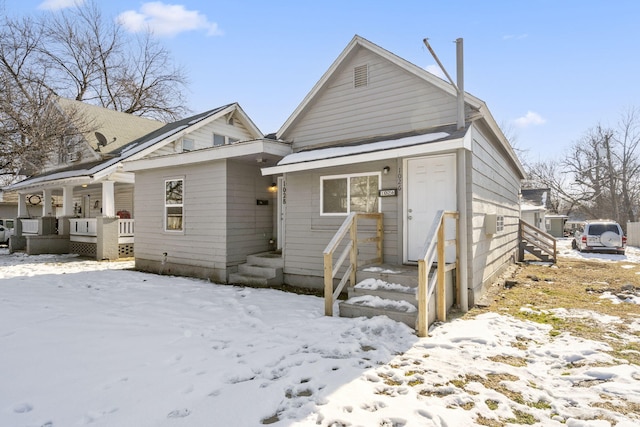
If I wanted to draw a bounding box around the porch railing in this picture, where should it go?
[323,213,384,316]
[70,218,97,236]
[417,210,459,337]
[119,219,134,236]
[68,218,135,237]
[21,219,39,235]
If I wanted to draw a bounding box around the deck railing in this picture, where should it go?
[323,213,384,316]
[417,210,459,337]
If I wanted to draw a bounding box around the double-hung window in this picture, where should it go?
[321,173,380,215]
[165,178,184,231]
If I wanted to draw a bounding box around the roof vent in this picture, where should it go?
[354,64,368,88]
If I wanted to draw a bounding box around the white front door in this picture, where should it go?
[405,154,457,262]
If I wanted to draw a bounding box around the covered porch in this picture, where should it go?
[10,177,135,260]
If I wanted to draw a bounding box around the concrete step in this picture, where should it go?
[238,263,280,278]
[339,297,417,328]
[228,269,283,287]
[246,252,283,269]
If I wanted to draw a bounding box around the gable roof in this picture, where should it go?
[521,188,550,209]
[276,35,525,179]
[5,103,263,192]
[56,97,165,153]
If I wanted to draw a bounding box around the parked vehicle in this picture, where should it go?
[0,225,8,244]
[563,220,585,237]
[0,219,14,245]
[571,220,626,255]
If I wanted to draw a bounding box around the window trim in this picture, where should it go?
[164,177,185,233]
[320,172,381,216]
[181,137,194,152]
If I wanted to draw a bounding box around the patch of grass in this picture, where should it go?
[475,415,503,427]
[505,409,537,425]
[468,259,640,365]
[529,400,551,410]
[485,399,500,410]
[489,355,527,367]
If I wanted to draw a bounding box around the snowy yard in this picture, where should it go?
[1,240,639,426]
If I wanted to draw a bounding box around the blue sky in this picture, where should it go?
[5,0,640,161]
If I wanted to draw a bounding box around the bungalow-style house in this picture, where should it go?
[123,108,289,283]
[122,35,525,331]
[259,35,526,319]
[4,99,268,261]
[5,97,164,258]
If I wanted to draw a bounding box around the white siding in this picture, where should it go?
[134,162,228,275]
[133,159,275,281]
[468,124,521,298]
[283,47,458,150]
[146,117,255,157]
[282,160,400,286]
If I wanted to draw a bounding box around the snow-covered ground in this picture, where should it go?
[1,241,639,427]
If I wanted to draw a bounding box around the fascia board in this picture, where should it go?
[124,140,292,172]
[261,137,465,175]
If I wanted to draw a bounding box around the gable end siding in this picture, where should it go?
[284,47,458,150]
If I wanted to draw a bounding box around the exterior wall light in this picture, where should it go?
[383,166,390,175]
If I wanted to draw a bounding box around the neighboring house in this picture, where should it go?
[545,214,569,238]
[4,97,165,258]
[4,99,268,261]
[0,190,18,220]
[260,35,526,309]
[520,188,550,231]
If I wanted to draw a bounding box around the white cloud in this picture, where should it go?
[503,34,528,40]
[513,111,546,128]
[38,0,84,10]
[117,2,222,37]
[425,64,447,80]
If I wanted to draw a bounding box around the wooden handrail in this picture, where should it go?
[417,210,459,337]
[324,213,384,316]
[519,220,557,262]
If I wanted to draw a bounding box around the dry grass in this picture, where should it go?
[469,258,640,365]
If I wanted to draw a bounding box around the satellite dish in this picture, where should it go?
[95,132,108,147]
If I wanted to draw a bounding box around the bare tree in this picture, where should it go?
[529,112,640,227]
[39,1,189,121]
[0,1,189,179]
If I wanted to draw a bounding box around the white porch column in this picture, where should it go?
[102,181,115,217]
[62,186,75,217]
[58,185,76,236]
[17,193,27,217]
[42,189,53,217]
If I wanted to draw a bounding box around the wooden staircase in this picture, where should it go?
[518,220,557,263]
[323,211,459,337]
[339,265,419,328]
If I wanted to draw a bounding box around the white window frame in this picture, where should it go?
[496,215,505,233]
[164,177,185,233]
[320,172,381,216]
[181,138,194,152]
